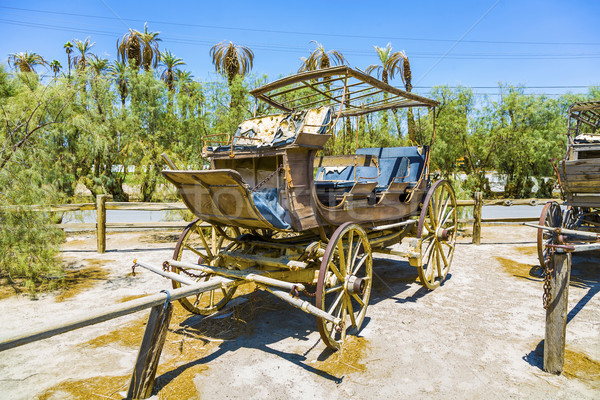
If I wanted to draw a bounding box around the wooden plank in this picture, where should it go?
[106,202,187,211]
[105,222,190,229]
[127,303,173,400]
[482,217,539,223]
[544,252,571,374]
[57,223,96,230]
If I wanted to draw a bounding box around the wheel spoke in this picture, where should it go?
[428,201,438,227]
[194,226,214,259]
[437,241,449,268]
[184,244,206,259]
[337,241,346,277]
[325,285,343,294]
[328,261,344,282]
[346,295,357,328]
[438,191,450,224]
[346,231,354,274]
[352,293,365,307]
[327,291,345,315]
[352,254,368,276]
[436,248,443,278]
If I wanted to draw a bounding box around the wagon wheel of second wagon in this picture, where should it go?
[416,180,458,290]
[316,222,373,350]
[171,219,240,315]
[537,201,562,269]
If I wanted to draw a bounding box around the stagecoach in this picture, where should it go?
[537,101,600,298]
[140,66,458,350]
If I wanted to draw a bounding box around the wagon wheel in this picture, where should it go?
[316,222,373,350]
[536,201,562,269]
[172,219,240,315]
[416,180,457,290]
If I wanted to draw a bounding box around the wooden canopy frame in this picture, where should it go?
[250,65,439,118]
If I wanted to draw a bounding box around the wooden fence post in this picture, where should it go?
[128,302,173,399]
[544,251,571,374]
[96,194,107,253]
[473,192,482,245]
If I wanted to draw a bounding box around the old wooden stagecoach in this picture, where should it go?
[537,101,600,273]
[138,66,457,350]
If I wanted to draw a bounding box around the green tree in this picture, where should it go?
[109,61,129,106]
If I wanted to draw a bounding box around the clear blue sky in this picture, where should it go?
[1,0,599,97]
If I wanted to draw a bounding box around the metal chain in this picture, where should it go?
[542,247,555,310]
[163,261,207,279]
[251,164,283,193]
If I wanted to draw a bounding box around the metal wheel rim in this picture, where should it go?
[172,219,239,315]
[416,180,457,290]
[316,222,373,350]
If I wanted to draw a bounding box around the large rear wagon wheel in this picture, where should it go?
[416,180,457,290]
[171,219,240,315]
[316,222,373,351]
[537,201,562,269]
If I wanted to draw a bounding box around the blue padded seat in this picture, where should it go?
[355,146,427,188]
[315,146,427,193]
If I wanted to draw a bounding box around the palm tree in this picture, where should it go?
[72,37,96,71]
[140,23,161,71]
[117,29,142,69]
[64,41,73,76]
[366,43,409,85]
[109,61,129,106]
[8,51,48,74]
[159,50,185,91]
[298,41,346,72]
[49,60,62,78]
[210,41,254,86]
[88,55,109,77]
[175,70,194,95]
[366,44,413,137]
[117,23,161,71]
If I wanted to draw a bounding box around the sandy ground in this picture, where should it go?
[0,225,598,400]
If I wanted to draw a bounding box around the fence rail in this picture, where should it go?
[37,193,560,252]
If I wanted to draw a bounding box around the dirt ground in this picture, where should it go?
[0,225,599,400]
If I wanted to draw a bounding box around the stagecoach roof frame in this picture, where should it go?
[250,65,438,117]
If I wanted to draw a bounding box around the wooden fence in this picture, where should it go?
[48,193,560,253]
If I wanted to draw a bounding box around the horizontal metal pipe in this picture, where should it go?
[168,260,306,292]
[0,277,232,353]
[371,219,416,231]
[264,287,341,326]
[524,223,600,240]
[134,259,197,286]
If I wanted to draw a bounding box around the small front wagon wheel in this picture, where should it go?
[316,222,373,350]
[171,219,240,315]
[416,180,457,290]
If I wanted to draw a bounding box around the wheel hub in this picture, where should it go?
[346,275,365,295]
[437,228,450,241]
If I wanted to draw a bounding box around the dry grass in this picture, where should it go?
[564,347,600,390]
